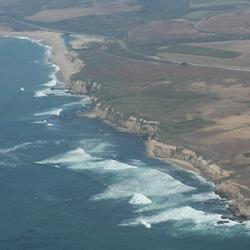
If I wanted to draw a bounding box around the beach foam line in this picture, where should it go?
[8,35,61,89]
[62,97,91,107]
[191,192,221,202]
[4,35,44,47]
[34,88,70,98]
[43,78,58,87]
[32,120,47,124]
[34,108,63,117]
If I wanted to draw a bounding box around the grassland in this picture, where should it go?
[159,44,241,58]
[196,8,250,35]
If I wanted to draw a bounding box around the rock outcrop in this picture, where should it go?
[91,97,160,136]
[67,80,101,95]
[215,181,250,220]
[147,139,250,219]
[69,76,250,220]
[147,139,230,180]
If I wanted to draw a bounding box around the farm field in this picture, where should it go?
[158,44,241,58]
[158,40,250,71]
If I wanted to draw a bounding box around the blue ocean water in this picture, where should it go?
[0,37,249,250]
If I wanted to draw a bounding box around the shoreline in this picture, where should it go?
[1,30,249,221]
[82,99,250,221]
[0,30,83,86]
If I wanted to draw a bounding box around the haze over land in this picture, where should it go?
[1,0,250,225]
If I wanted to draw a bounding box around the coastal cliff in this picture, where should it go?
[147,139,230,181]
[90,97,160,135]
[67,79,101,95]
[66,75,250,220]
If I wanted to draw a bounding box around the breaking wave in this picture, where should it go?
[92,169,195,202]
[34,108,63,117]
[36,148,97,165]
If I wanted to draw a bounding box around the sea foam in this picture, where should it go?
[34,108,63,117]
[36,148,97,165]
[129,193,152,205]
[92,169,194,202]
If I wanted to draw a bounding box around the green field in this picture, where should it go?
[160,44,241,58]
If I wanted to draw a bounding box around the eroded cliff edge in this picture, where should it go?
[68,76,250,221]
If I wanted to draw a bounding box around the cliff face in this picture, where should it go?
[91,97,160,136]
[69,78,250,220]
[147,139,230,180]
[147,139,250,219]
[215,181,250,220]
[67,80,101,95]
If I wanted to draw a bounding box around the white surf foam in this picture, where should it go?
[62,97,91,107]
[67,158,137,172]
[10,35,61,93]
[6,36,43,47]
[191,192,221,202]
[43,78,58,87]
[92,169,195,201]
[46,123,55,127]
[128,159,146,166]
[140,219,152,229]
[34,87,71,98]
[20,87,24,91]
[34,90,48,97]
[32,120,47,124]
[129,193,152,205]
[100,159,137,171]
[36,148,97,165]
[122,206,222,228]
[34,108,62,117]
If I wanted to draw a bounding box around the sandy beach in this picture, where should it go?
[0,30,84,86]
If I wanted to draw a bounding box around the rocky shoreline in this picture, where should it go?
[3,30,249,221]
[69,79,250,221]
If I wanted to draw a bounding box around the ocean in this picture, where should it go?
[0,37,249,249]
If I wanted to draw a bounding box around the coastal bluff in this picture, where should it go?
[69,79,250,220]
[67,79,101,95]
